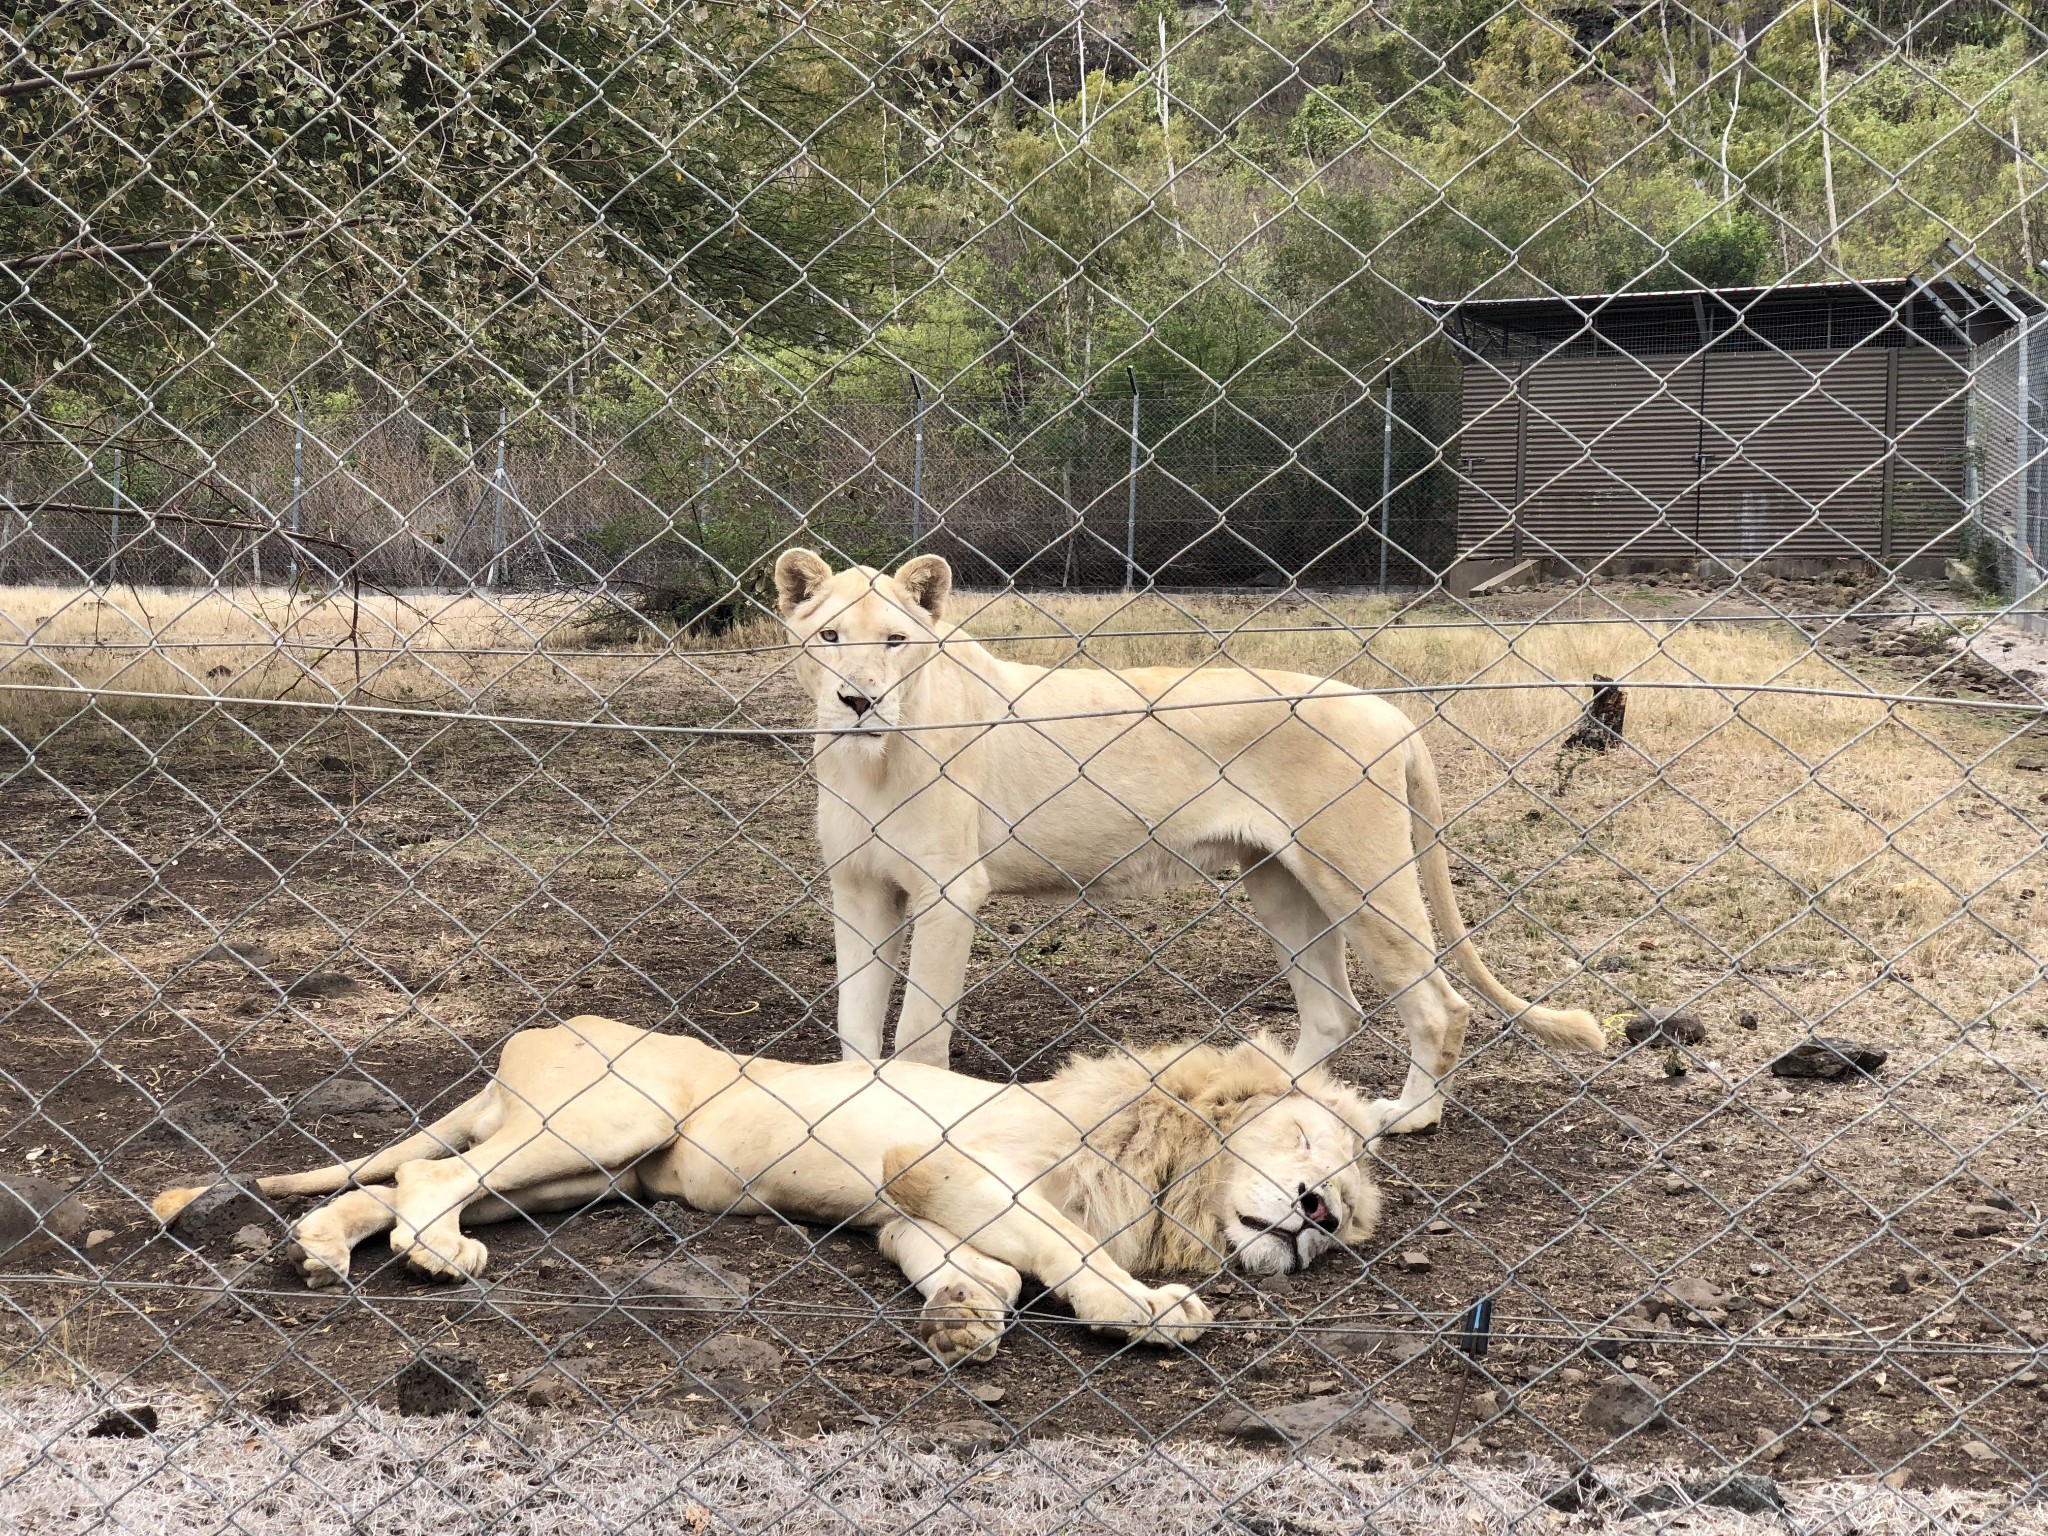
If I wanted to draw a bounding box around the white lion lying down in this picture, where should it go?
[154,1017,1382,1364]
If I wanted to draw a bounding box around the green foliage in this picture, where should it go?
[1669,216,1775,288]
[4,0,2043,502]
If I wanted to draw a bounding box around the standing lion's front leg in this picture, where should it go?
[881,1145,1213,1348]
[828,872,908,1063]
[892,865,990,1068]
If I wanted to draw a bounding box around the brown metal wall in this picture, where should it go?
[1455,344,1969,564]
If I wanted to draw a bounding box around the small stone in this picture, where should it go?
[629,1257,750,1315]
[1663,1174,1688,1196]
[1738,1012,1758,1031]
[293,1079,401,1120]
[1770,1039,1888,1080]
[1752,1424,1786,1462]
[1978,1193,2021,1213]
[1469,1390,1500,1419]
[395,1349,485,1416]
[230,1225,269,1256]
[1961,1440,1998,1463]
[1810,1405,1834,1425]
[1656,1276,1732,1323]
[1623,1009,1706,1047]
[1307,1377,1341,1395]
[1621,1355,1640,1371]
[1398,1250,1432,1272]
[0,1177,88,1259]
[1426,1219,1452,1235]
[1322,1328,1427,1365]
[285,970,357,999]
[1783,1301,1811,1321]
[913,1420,1012,1457]
[86,1404,158,1438]
[1560,1368,1587,1386]
[686,1333,783,1377]
[1583,1374,1667,1436]
[85,1229,113,1249]
[1749,1262,1774,1277]
[1217,1393,1413,1446]
[162,1181,271,1250]
[519,1368,587,1410]
[967,1383,1006,1406]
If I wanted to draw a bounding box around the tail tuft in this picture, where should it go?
[151,1186,207,1224]
[1520,1006,1607,1053]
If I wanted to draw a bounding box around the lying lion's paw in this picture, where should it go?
[285,1219,352,1288]
[1118,1284,1212,1347]
[392,1223,489,1283]
[916,1279,1007,1366]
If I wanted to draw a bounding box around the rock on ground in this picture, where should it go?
[394,1350,486,1416]
[1770,1040,1888,1079]
[0,1176,88,1260]
[1582,1373,1669,1437]
[1217,1393,1413,1446]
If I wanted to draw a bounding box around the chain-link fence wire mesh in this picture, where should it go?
[3,1,2048,1532]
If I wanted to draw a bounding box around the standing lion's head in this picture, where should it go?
[775,549,952,756]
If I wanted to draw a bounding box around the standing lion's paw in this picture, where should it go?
[1370,1097,1443,1136]
[916,1279,1007,1366]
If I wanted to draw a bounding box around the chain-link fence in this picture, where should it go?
[3,2,2048,1533]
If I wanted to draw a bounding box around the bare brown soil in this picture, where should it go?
[1,579,2044,1495]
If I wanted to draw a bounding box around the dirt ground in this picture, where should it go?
[2,575,2045,1501]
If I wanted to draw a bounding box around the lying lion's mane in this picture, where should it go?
[1036,1035,1380,1274]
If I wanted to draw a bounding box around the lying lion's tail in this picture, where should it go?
[150,1086,502,1224]
[1405,735,1605,1052]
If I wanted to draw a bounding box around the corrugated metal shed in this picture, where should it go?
[1433,279,2022,571]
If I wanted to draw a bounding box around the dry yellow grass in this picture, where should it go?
[3,581,2038,1032]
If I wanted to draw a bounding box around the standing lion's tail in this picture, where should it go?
[150,1086,502,1224]
[1404,735,1605,1052]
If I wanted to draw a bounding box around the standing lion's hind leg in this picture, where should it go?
[1282,850,1471,1134]
[876,1215,1022,1366]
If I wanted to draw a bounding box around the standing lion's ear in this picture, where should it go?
[892,554,951,619]
[775,548,833,617]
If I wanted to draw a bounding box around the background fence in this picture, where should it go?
[4,1,2048,1533]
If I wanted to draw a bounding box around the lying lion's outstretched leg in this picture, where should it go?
[289,1170,628,1289]
[387,1113,656,1283]
[1244,860,1361,1069]
[876,1215,1023,1366]
[883,1145,1211,1348]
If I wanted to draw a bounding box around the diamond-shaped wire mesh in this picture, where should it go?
[2,1,2047,1530]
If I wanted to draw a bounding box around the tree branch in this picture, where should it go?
[0,11,360,102]
[0,219,365,273]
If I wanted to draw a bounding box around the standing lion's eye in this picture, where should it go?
[818,629,838,644]
[886,634,907,648]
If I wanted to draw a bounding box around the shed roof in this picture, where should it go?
[1427,274,2039,362]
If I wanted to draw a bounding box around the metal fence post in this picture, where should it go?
[1126,365,1140,590]
[106,447,122,585]
[1379,372,1394,590]
[289,397,305,588]
[489,405,508,589]
[911,375,926,545]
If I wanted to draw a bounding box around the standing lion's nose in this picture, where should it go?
[839,692,873,718]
